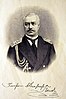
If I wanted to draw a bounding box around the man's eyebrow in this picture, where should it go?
[25,22,29,23]
[25,21,36,22]
[25,21,36,23]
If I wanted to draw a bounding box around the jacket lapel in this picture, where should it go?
[18,37,37,67]
[34,36,49,70]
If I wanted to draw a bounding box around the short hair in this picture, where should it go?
[23,13,40,24]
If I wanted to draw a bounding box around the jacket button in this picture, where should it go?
[43,65,45,68]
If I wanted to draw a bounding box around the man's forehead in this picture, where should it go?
[24,13,40,23]
[25,15,37,22]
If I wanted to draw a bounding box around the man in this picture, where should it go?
[7,13,56,72]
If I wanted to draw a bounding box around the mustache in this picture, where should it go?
[27,29,35,32]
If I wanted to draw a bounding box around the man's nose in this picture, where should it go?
[29,23,33,29]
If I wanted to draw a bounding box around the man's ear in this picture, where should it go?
[23,22,25,27]
[38,24,40,28]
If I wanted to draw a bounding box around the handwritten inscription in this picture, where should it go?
[2,82,59,98]
[2,83,23,90]
[26,82,59,98]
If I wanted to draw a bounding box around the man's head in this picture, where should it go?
[23,13,40,37]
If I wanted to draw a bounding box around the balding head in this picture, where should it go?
[23,13,40,25]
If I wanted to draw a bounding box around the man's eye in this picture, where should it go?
[25,22,29,26]
[31,22,35,25]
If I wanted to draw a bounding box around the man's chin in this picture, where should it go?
[27,33,35,36]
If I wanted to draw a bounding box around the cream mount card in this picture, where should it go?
[0,0,66,99]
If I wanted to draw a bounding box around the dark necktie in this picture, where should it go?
[25,36,38,57]
[32,40,37,58]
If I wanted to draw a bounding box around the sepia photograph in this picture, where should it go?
[7,10,56,72]
[0,0,66,99]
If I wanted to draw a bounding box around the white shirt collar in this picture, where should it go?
[27,39,38,47]
[25,34,38,47]
[25,34,38,40]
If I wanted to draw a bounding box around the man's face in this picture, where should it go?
[23,14,40,37]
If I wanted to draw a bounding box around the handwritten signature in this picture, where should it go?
[26,82,59,98]
[2,82,59,98]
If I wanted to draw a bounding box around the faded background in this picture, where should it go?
[0,0,66,99]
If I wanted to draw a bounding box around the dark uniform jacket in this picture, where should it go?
[7,35,56,72]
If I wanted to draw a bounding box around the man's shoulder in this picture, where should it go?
[7,37,22,56]
[38,36,53,45]
[43,38,53,45]
[10,37,22,47]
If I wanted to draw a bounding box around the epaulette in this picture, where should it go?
[11,38,22,47]
[43,38,53,44]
